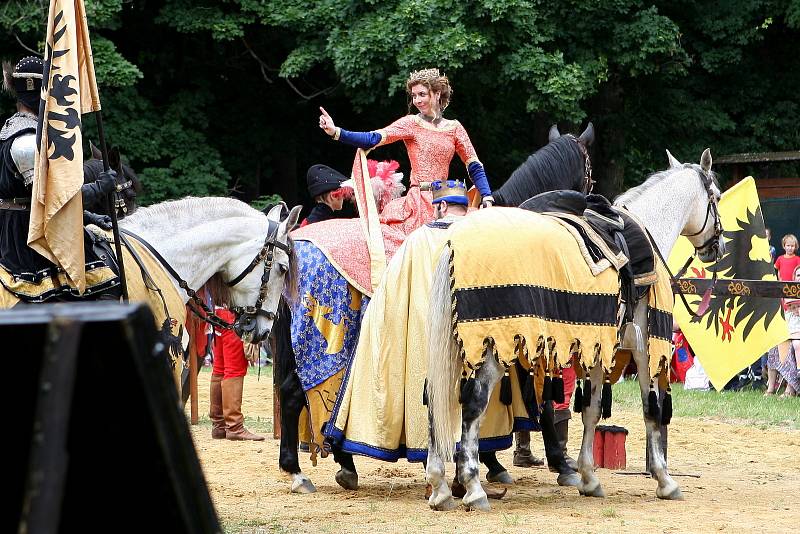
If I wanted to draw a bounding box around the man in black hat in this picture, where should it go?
[300,164,348,227]
[1,56,119,302]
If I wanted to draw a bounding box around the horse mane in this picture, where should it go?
[122,197,263,233]
[614,164,718,207]
[493,135,584,206]
[124,196,299,298]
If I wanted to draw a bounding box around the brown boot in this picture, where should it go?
[554,409,578,471]
[222,376,265,441]
[513,431,545,467]
[209,374,226,439]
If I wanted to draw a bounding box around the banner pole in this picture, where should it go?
[94,111,129,301]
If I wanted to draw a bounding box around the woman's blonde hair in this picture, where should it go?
[406,68,452,113]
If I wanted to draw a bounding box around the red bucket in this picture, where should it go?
[593,425,628,469]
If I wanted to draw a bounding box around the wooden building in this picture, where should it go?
[715,151,800,249]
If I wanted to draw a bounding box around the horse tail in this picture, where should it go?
[427,245,462,463]
[272,299,295,387]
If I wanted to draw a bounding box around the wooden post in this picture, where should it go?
[270,335,281,439]
[189,331,198,425]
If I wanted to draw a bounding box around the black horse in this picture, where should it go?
[274,123,596,494]
[84,142,142,218]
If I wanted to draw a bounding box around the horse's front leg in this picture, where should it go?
[577,363,605,497]
[631,302,682,500]
[457,357,503,511]
[279,370,316,493]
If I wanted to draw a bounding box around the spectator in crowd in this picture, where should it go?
[766,228,777,264]
[775,234,800,283]
[764,261,800,397]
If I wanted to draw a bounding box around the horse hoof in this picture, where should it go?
[557,472,581,487]
[291,478,317,494]
[335,468,359,491]
[578,481,605,498]
[429,496,457,511]
[463,495,491,512]
[657,485,684,500]
[486,470,514,485]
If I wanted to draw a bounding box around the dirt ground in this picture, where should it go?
[188,372,800,534]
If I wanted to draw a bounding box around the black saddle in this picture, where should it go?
[520,191,657,320]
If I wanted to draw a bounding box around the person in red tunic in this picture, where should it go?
[210,306,265,440]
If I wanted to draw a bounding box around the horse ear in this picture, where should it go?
[89,140,102,160]
[700,148,712,173]
[108,146,121,170]
[578,122,594,146]
[548,124,561,142]
[283,205,302,231]
[266,203,285,222]
[666,149,682,169]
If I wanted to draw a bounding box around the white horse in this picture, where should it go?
[120,197,301,343]
[425,149,723,511]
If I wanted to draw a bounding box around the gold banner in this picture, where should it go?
[28,0,101,292]
[668,177,789,389]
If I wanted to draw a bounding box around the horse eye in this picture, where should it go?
[277,263,289,274]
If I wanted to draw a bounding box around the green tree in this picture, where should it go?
[2,0,798,205]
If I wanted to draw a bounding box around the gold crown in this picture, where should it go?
[431,179,468,204]
[408,68,442,84]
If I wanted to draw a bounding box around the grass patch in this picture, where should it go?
[611,378,800,429]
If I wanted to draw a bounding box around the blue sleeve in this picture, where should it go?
[335,128,382,149]
[467,161,493,197]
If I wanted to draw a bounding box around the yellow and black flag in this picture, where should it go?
[668,177,789,389]
[28,0,101,292]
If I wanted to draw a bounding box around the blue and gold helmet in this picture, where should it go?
[431,179,468,206]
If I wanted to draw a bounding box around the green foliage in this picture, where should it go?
[1,0,798,204]
[91,37,142,87]
[250,194,283,212]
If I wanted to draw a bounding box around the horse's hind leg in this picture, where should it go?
[632,302,682,500]
[426,407,456,511]
[577,363,605,497]
[279,370,315,493]
[332,445,358,490]
[458,356,503,512]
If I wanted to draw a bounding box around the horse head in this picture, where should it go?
[88,141,142,217]
[226,203,302,343]
[671,148,725,263]
[494,121,595,206]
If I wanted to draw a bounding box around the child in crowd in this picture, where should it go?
[775,234,800,283]
[765,256,800,396]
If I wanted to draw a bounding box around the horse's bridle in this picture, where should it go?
[681,166,722,259]
[569,135,594,194]
[222,218,293,337]
[124,218,291,335]
[643,164,723,318]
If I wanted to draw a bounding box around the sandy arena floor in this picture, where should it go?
[187,372,800,533]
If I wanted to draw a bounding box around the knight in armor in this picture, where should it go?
[0,56,120,302]
[300,164,348,227]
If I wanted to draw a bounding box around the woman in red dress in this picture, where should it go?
[318,68,494,235]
